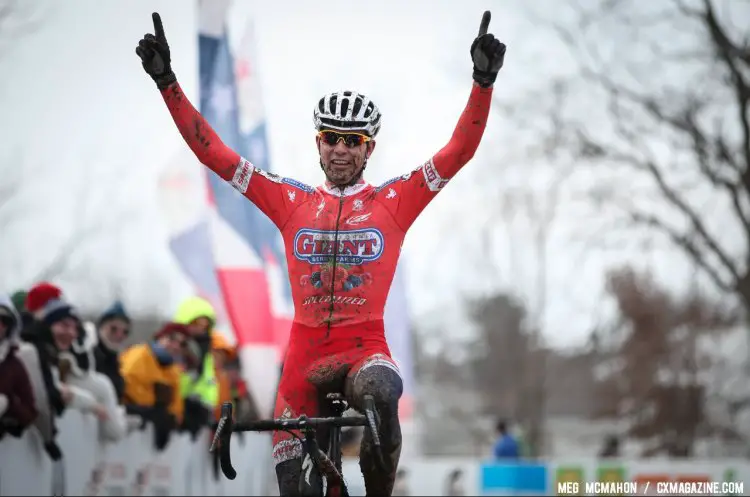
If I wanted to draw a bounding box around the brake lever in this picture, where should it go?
[362,395,387,472]
[211,402,237,480]
[209,409,227,453]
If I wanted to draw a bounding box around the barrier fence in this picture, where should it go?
[0,410,273,496]
[2,411,749,496]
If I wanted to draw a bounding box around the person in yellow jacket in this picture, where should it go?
[172,296,219,436]
[120,322,190,449]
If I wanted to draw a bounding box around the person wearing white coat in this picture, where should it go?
[24,282,128,443]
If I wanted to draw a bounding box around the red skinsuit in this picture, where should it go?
[159,81,492,464]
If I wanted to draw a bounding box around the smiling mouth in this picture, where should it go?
[330,160,351,171]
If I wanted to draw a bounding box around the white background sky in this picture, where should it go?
[1,0,743,349]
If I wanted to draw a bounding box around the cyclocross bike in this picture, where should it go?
[210,392,386,496]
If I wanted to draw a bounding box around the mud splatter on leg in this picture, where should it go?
[347,361,403,496]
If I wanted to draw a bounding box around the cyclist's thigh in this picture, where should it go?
[272,366,319,466]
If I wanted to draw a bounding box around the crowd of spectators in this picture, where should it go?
[0,281,259,462]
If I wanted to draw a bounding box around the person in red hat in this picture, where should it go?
[25,282,127,443]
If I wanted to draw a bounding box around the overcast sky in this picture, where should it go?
[1,0,742,348]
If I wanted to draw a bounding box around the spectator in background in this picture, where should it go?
[173,296,220,437]
[11,288,66,460]
[91,301,130,401]
[120,322,189,450]
[25,282,127,443]
[599,434,620,458]
[444,468,466,496]
[211,333,235,420]
[492,419,520,459]
[11,290,34,328]
[0,294,38,439]
[212,334,260,423]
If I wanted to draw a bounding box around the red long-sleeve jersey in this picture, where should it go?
[159,82,492,331]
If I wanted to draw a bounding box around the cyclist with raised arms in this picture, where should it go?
[135,11,505,496]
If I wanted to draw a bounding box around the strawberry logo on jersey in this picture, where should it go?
[293,228,384,265]
[300,263,374,293]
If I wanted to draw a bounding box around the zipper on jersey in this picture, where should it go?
[325,193,345,335]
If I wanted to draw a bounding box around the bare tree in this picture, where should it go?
[594,265,740,456]
[517,0,750,309]
[412,292,532,456]
[467,292,531,419]
[469,165,572,456]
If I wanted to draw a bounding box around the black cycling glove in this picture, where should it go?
[470,11,507,88]
[135,12,177,90]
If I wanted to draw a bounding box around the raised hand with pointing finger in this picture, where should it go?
[135,13,176,90]
[471,11,506,88]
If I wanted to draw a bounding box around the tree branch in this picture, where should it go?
[531,0,750,294]
[617,204,734,293]
[699,0,750,196]
[574,123,741,284]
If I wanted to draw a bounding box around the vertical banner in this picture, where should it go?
[197,0,278,415]
[232,19,295,353]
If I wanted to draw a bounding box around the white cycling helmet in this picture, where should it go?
[313,91,382,137]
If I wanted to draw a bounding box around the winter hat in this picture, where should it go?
[25,282,78,326]
[10,290,28,312]
[154,322,190,340]
[97,300,131,327]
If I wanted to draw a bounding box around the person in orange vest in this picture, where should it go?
[210,333,234,421]
[210,333,259,422]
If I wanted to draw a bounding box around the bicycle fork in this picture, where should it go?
[300,428,346,496]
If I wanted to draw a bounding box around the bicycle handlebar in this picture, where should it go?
[210,395,385,481]
[232,415,369,432]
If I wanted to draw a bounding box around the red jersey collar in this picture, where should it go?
[321,178,370,197]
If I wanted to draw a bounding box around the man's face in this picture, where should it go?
[100,318,130,347]
[187,316,212,337]
[159,332,187,358]
[317,130,376,185]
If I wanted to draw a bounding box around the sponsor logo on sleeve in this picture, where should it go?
[231,158,254,193]
[282,177,315,193]
[421,158,449,192]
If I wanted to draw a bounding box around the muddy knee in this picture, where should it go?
[349,362,403,412]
